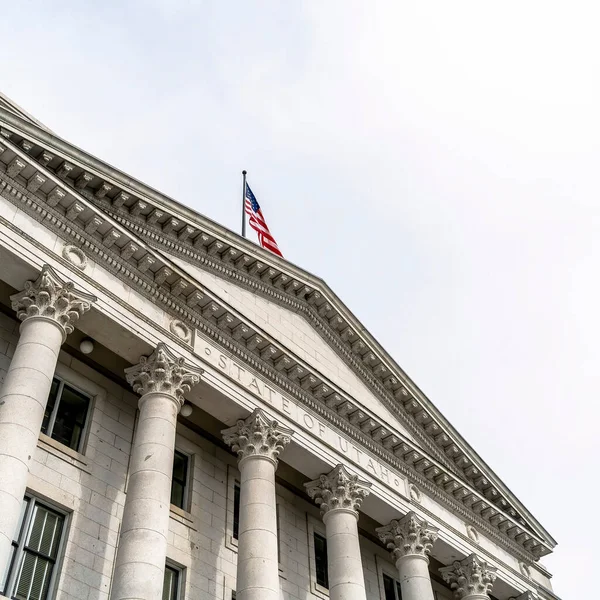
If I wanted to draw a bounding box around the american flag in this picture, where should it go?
[244,183,283,257]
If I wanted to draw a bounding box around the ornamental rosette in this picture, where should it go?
[376,511,439,561]
[440,554,497,599]
[221,408,294,465]
[125,343,202,405]
[305,464,372,517]
[10,265,96,340]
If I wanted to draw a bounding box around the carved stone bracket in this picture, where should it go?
[221,408,293,466]
[439,554,498,599]
[376,511,439,562]
[124,342,202,406]
[10,264,96,341]
[305,464,372,517]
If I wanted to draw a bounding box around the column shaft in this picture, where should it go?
[0,318,63,575]
[236,456,279,600]
[110,393,178,600]
[324,509,367,600]
[396,554,435,600]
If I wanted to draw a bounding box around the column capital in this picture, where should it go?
[376,511,439,563]
[10,264,96,342]
[124,343,202,406]
[221,408,293,467]
[305,464,372,519]
[439,554,497,599]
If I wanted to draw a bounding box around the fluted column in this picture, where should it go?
[439,554,498,600]
[305,465,372,600]
[110,344,202,600]
[376,511,439,600]
[222,409,293,600]
[0,265,95,575]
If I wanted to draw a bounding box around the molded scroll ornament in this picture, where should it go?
[10,264,96,341]
[124,342,202,406]
[169,318,192,343]
[376,511,439,561]
[305,464,372,517]
[62,244,88,270]
[519,562,531,578]
[466,525,480,544]
[409,483,422,503]
[439,554,497,599]
[221,408,293,466]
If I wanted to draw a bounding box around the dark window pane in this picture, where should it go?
[50,384,90,451]
[162,566,179,600]
[27,506,63,559]
[314,532,328,589]
[170,452,188,509]
[14,552,53,600]
[170,482,184,509]
[383,574,396,600]
[396,579,403,600]
[233,483,241,540]
[41,380,60,436]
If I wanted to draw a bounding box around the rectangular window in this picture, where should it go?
[232,482,241,540]
[2,497,66,600]
[383,573,403,600]
[42,377,91,452]
[162,565,180,600]
[170,451,189,509]
[314,532,329,589]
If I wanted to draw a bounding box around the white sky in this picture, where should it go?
[2,2,597,596]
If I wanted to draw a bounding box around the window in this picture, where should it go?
[314,532,329,589]
[42,378,91,452]
[383,573,402,600]
[232,482,241,540]
[170,451,189,509]
[2,497,66,600]
[162,565,180,600]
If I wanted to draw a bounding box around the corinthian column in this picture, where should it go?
[305,465,372,600]
[376,511,439,600]
[439,554,498,600]
[0,265,95,575]
[110,344,202,600]
[222,409,293,600]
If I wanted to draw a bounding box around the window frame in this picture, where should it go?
[42,375,93,454]
[376,554,404,600]
[162,563,183,600]
[307,514,330,598]
[2,495,68,600]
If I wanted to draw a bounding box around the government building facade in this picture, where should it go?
[0,94,560,600]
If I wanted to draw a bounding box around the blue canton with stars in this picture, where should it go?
[245,183,261,212]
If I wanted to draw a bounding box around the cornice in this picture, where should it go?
[0,117,554,557]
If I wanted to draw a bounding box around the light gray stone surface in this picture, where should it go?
[306,465,372,600]
[222,409,293,600]
[0,266,94,578]
[110,345,201,600]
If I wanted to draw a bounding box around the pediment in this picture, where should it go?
[0,99,556,557]
[166,251,420,444]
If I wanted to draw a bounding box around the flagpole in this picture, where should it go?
[241,170,247,238]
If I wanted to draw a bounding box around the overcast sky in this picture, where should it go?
[3,1,597,596]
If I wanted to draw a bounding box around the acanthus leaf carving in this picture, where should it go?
[124,342,202,405]
[10,264,96,340]
[439,554,497,599]
[376,511,439,561]
[305,464,371,517]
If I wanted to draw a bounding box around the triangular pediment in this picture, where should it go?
[0,97,556,557]
[166,251,420,444]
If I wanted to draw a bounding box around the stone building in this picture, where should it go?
[0,93,560,600]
